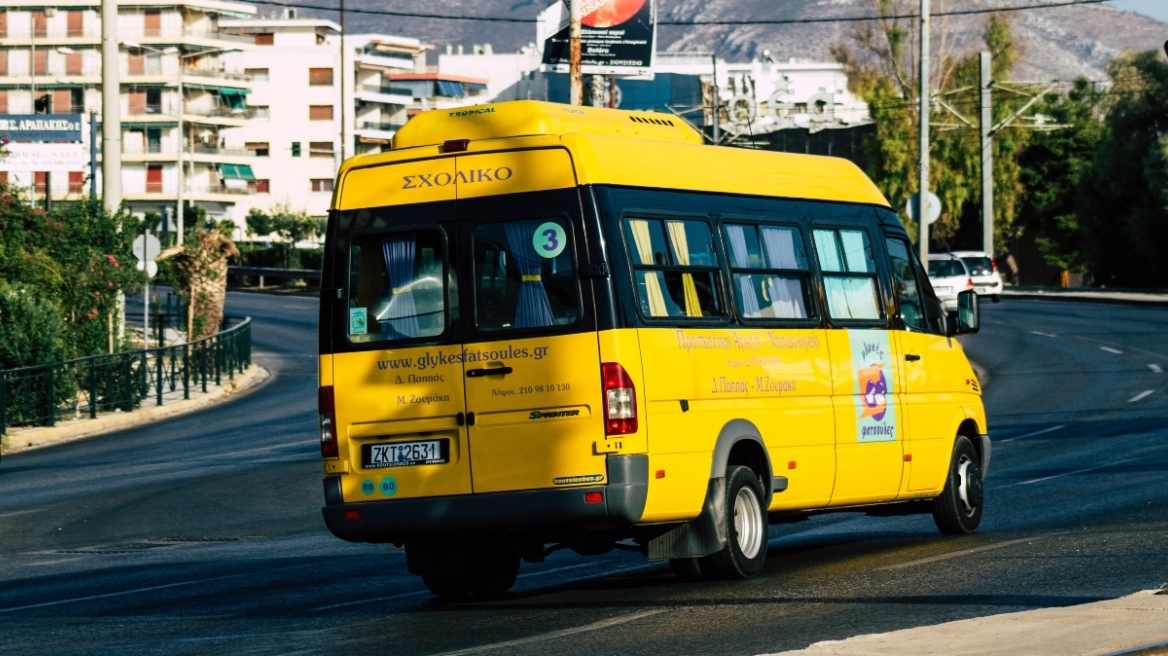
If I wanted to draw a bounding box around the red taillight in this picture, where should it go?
[966,278,974,290]
[601,362,637,435]
[584,492,604,504]
[991,259,998,272]
[442,138,469,152]
[319,386,338,459]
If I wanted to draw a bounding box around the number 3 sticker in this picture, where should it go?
[532,222,567,258]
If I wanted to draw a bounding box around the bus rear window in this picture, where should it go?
[472,218,579,332]
[347,230,446,343]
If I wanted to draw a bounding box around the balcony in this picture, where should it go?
[0,28,101,44]
[356,84,412,106]
[189,185,255,196]
[181,67,259,84]
[358,121,406,132]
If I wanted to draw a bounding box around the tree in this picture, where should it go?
[252,203,320,268]
[832,4,1028,252]
[1074,50,1168,287]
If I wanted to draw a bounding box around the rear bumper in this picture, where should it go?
[321,454,649,543]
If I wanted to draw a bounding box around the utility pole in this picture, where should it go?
[101,0,122,213]
[339,0,346,160]
[711,55,720,144]
[569,0,583,105]
[917,0,930,265]
[177,62,185,245]
[89,110,98,199]
[980,51,994,259]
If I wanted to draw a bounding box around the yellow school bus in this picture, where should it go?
[318,100,988,597]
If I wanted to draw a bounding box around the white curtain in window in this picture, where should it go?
[761,226,807,319]
[839,230,873,273]
[813,230,845,272]
[824,277,879,320]
[724,225,761,318]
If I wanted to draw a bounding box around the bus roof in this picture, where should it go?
[334,101,890,210]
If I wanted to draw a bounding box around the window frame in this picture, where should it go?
[343,225,453,348]
[465,212,585,340]
[619,211,730,326]
[882,233,936,334]
[809,223,887,328]
[717,216,820,327]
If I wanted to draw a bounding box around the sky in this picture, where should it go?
[1107,0,1168,22]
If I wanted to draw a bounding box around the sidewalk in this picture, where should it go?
[762,589,1168,656]
[1,364,269,455]
[1003,288,1168,307]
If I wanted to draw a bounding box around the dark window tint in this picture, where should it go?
[962,256,994,276]
[473,219,578,332]
[723,223,814,320]
[885,238,927,331]
[626,218,724,319]
[347,230,446,343]
[928,259,967,278]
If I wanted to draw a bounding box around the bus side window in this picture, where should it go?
[812,228,882,322]
[722,222,815,321]
[884,237,927,331]
[625,217,725,319]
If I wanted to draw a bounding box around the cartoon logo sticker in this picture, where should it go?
[848,331,897,442]
[349,307,368,335]
[380,476,398,497]
[533,221,567,258]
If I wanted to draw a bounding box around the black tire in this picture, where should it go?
[704,466,768,579]
[467,546,520,597]
[932,435,984,535]
[669,557,707,581]
[422,574,472,599]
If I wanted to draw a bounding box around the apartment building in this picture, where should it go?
[0,0,259,223]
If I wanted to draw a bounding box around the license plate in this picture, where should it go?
[934,286,952,295]
[363,439,449,469]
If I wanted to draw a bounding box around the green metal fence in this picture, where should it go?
[0,316,252,435]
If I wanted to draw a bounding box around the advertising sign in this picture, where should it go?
[540,0,656,77]
[0,143,88,172]
[0,114,84,143]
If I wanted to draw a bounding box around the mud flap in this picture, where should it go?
[645,478,727,561]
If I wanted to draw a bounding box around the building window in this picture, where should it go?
[67,10,84,37]
[69,171,84,193]
[291,141,301,157]
[308,105,334,121]
[245,142,270,157]
[308,67,334,86]
[251,105,270,120]
[311,178,333,193]
[249,179,270,194]
[144,10,161,37]
[0,89,7,114]
[32,10,47,38]
[34,50,48,76]
[309,141,333,158]
[244,67,269,81]
[254,33,274,46]
[0,52,7,80]
[65,51,83,76]
[34,171,47,194]
[146,164,163,193]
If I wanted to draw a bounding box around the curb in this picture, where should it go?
[1002,291,1168,308]
[1,364,270,456]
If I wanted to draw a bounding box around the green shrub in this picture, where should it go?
[0,283,70,370]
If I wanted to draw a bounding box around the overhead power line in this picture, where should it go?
[241,0,1109,25]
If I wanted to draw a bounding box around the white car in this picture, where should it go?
[949,250,1003,303]
[927,254,973,314]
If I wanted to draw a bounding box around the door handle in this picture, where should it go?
[466,366,513,378]
[456,412,465,426]
[467,412,476,426]
[905,354,921,362]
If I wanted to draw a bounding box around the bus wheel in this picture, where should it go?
[422,574,472,599]
[467,544,520,597]
[931,435,984,535]
[705,466,768,579]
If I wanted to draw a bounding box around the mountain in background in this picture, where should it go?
[264,0,1167,82]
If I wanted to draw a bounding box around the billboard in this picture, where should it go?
[0,143,88,172]
[540,0,656,77]
[0,114,84,143]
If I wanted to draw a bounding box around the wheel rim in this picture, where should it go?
[956,455,982,517]
[733,486,764,559]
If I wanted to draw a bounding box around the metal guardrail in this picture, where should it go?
[0,317,252,435]
[228,266,320,288]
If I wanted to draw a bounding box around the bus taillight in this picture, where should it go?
[602,363,637,435]
[319,386,339,459]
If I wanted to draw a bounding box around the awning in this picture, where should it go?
[184,83,251,96]
[466,82,488,91]
[219,163,256,181]
[436,80,465,98]
[218,87,250,96]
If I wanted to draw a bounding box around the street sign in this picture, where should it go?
[540,0,657,77]
[906,191,942,225]
[133,233,161,279]
[0,114,83,142]
[0,143,88,172]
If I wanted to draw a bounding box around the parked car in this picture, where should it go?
[928,254,974,314]
[949,250,1003,302]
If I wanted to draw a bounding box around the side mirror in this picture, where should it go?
[949,290,980,336]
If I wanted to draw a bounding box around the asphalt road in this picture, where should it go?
[1,293,1166,656]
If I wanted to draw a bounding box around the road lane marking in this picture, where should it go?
[1016,458,1137,486]
[0,509,48,519]
[430,609,666,656]
[1129,390,1154,403]
[309,562,597,611]
[878,534,1063,571]
[1100,346,1123,354]
[1151,365,1163,374]
[1030,331,1058,337]
[1000,425,1066,442]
